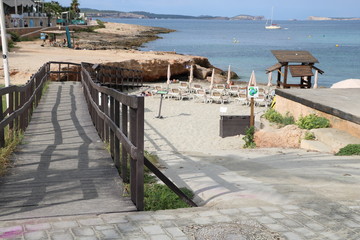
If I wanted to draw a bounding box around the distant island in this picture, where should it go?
[81,8,264,20]
[308,16,360,20]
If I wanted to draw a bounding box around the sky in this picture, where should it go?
[55,0,360,20]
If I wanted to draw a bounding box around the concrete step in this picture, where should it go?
[300,139,334,153]
[311,128,360,153]
[301,128,360,153]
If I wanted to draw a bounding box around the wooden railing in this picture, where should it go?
[82,63,143,91]
[0,61,195,211]
[0,63,49,147]
[81,62,145,210]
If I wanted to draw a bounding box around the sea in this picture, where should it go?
[100,18,360,87]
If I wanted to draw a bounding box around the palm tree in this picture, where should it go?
[43,1,63,26]
[70,0,80,20]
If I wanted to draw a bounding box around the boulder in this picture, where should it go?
[254,125,306,148]
[103,56,222,82]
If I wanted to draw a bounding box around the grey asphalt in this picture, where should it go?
[0,82,360,239]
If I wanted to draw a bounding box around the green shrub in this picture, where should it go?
[296,114,330,130]
[263,109,294,126]
[304,131,316,140]
[264,108,283,124]
[9,31,21,42]
[243,126,256,148]
[144,184,194,211]
[96,19,106,28]
[282,113,295,126]
[336,144,360,156]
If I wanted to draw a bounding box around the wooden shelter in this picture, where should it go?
[266,50,324,88]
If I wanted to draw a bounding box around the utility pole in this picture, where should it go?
[0,0,11,109]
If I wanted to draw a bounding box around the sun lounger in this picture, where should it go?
[234,89,249,105]
[168,88,191,100]
[210,90,229,104]
[254,92,269,107]
[191,83,203,93]
[228,85,239,96]
[179,81,190,92]
[194,89,210,103]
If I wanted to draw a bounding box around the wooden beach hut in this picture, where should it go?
[266,50,324,88]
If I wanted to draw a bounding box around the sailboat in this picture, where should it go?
[265,7,281,29]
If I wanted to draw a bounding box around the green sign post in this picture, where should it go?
[156,90,168,119]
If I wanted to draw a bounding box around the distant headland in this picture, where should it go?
[82,8,264,20]
[82,8,359,21]
[308,16,360,20]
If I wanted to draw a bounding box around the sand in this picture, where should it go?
[4,21,268,152]
[2,22,274,206]
[4,22,192,85]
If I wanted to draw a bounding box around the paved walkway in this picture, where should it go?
[0,82,135,221]
[0,82,360,239]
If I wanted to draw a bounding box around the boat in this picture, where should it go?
[265,7,281,29]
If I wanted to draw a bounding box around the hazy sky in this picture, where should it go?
[56,0,360,20]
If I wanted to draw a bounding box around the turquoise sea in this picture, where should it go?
[101,18,360,87]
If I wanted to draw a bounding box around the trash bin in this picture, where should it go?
[220,115,250,138]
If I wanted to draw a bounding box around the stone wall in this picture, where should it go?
[275,95,360,138]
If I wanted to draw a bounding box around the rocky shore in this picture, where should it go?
[76,22,175,50]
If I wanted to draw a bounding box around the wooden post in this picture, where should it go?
[121,103,128,183]
[284,64,289,88]
[114,100,120,168]
[109,96,114,158]
[250,98,255,127]
[0,97,4,148]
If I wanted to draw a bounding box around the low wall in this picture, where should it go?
[7,25,90,39]
[275,95,360,138]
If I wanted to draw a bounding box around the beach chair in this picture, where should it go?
[228,85,240,96]
[254,92,269,107]
[194,89,210,103]
[179,81,189,92]
[168,88,181,100]
[191,83,202,93]
[150,85,165,97]
[210,90,229,104]
[169,88,191,100]
[234,89,249,105]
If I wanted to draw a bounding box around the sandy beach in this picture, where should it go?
[4,21,359,208]
[4,21,266,153]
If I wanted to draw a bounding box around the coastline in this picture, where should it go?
[4,22,224,86]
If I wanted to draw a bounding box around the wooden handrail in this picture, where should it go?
[81,62,145,210]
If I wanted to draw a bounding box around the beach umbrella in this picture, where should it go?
[331,79,360,88]
[267,72,273,87]
[313,70,319,89]
[189,64,194,85]
[209,68,215,90]
[248,70,257,87]
[226,65,231,85]
[166,64,171,87]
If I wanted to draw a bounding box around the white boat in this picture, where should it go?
[265,7,281,29]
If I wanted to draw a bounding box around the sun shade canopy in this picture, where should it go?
[271,50,319,63]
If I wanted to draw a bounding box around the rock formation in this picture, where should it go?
[104,56,238,83]
[254,125,306,148]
